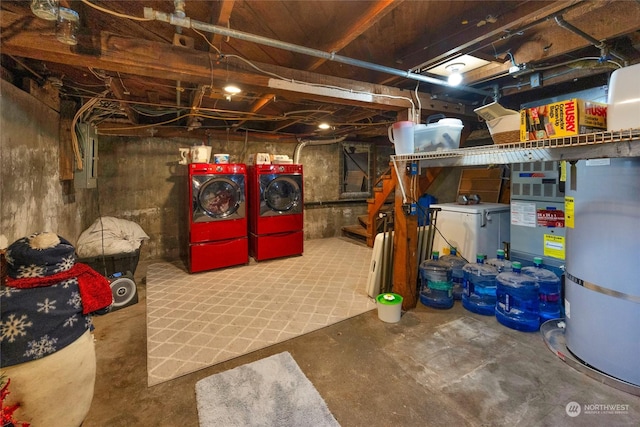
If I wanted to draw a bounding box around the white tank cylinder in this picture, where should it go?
[564,157,640,386]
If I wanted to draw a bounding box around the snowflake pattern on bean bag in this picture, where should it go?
[1,233,96,367]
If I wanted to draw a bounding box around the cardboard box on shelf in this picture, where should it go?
[520,99,607,141]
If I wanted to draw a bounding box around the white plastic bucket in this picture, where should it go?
[388,121,415,155]
[191,145,212,163]
[214,153,230,164]
[376,293,403,323]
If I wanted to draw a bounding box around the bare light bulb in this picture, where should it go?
[447,71,463,86]
[224,84,241,95]
[446,63,465,87]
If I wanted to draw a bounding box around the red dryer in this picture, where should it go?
[188,163,248,273]
[248,164,304,261]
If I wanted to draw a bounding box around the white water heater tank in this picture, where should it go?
[564,157,640,387]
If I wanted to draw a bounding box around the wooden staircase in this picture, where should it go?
[341,212,392,243]
[341,170,395,245]
[342,165,443,247]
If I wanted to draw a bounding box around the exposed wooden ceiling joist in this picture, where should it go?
[108,76,139,124]
[464,1,640,85]
[0,12,473,116]
[2,1,639,140]
[397,1,580,73]
[306,0,399,72]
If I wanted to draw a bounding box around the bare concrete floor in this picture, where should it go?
[83,261,639,427]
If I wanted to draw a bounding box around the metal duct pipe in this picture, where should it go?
[173,1,186,115]
[143,7,494,98]
[554,15,627,64]
[293,136,346,164]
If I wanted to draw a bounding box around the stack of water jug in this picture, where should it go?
[419,248,562,332]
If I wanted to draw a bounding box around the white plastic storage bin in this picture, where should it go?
[414,114,464,152]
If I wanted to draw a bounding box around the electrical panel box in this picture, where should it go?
[75,123,98,189]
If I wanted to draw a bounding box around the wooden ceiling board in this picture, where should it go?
[309,1,453,84]
[2,0,639,140]
[466,1,640,86]
[81,1,174,42]
[221,0,303,66]
[396,1,578,73]
[304,0,399,72]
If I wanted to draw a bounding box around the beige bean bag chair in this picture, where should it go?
[1,232,112,426]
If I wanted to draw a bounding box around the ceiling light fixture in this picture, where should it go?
[318,122,331,130]
[446,63,465,86]
[223,84,241,101]
[223,84,241,95]
[422,55,490,86]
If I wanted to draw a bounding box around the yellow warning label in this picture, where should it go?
[544,234,565,259]
[560,161,567,182]
[565,196,574,228]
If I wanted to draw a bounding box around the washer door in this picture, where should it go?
[193,176,244,222]
[260,175,302,216]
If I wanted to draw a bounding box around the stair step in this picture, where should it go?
[368,194,394,203]
[342,225,370,241]
[356,214,394,231]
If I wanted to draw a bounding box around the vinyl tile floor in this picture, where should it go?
[146,238,376,385]
[83,240,639,427]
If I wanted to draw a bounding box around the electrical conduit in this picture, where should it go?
[142,7,493,98]
[293,137,346,164]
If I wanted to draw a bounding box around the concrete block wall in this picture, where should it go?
[95,135,390,260]
[0,80,97,249]
[1,78,459,261]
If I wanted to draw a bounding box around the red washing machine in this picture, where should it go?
[248,164,304,261]
[188,163,248,273]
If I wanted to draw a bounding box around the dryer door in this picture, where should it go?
[193,175,245,222]
[260,175,303,216]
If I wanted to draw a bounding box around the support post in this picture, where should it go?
[392,161,418,310]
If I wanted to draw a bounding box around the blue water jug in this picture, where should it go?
[487,249,512,273]
[439,247,466,300]
[419,251,453,309]
[522,257,562,323]
[495,261,540,332]
[462,254,498,315]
